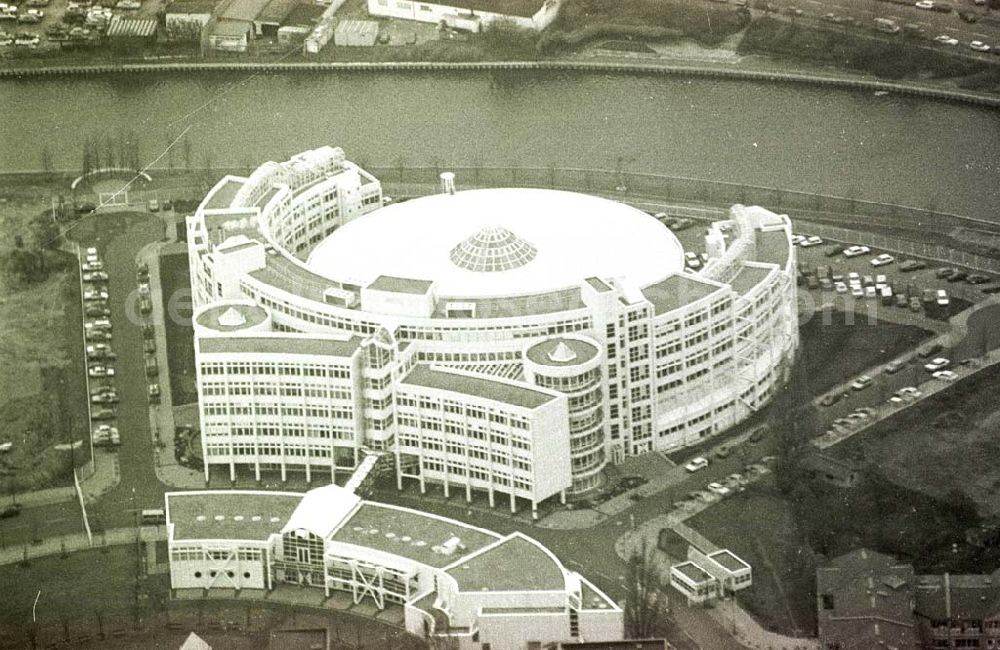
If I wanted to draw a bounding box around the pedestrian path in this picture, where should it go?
[0,525,166,567]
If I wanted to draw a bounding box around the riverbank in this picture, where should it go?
[2,58,999,109]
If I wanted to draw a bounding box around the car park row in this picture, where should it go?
[814,342,981,449]
[793,234,995,315]
[82,246,120,448]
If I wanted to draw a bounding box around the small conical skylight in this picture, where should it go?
[547,341,577,363]
[218,307,247,327]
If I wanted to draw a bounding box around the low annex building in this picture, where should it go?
[669,546,752,604]
[187,146,797,515]
[165,485,623,649]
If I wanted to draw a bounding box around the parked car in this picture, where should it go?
[966,274,990,285]
[707,482,732,497]
[86,318,112,330]
[684,457,709,472]
[143,338,156,354]
[85,304,110,317]
[136,262,149,279]
[935,267,957,279]
[909,297,922,312]
[87,365,114,378]
[885,359,906,374]
[820,392,842,406]
[90,392,119,404]
[85,330,111,342]
[82,260,103,272]
[83,288,108,301]
[970,40,991,52]
[934,35,959,45]
[0,504,21,519]
[91,408,116,420]
[851,375,873,390]
[82,271,108,283]
[800,236,823,248]
[899,259,927,272]
[933,370,958,381]
[947,271,968,284]
[825,244,846,257]
[871,253,895,267]
[937,289,950,306]
[924,357,950,372]
[843,245,871,258]
[982,285,1000,294]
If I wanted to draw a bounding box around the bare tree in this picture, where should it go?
[40,144,53,178]
[623,540,669,639]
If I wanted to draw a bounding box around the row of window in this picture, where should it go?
[201,363,352,379]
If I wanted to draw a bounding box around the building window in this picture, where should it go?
[821,594,834,610]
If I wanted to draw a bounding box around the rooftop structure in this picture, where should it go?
[330,501,499,568]
[446,535,565,592]
[401,364,558,410]
[525,336,600,367]
[166,491,303,541]
[306,188,685,299]
[195,302,269,332]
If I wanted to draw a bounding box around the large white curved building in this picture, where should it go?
[187,146,797,512]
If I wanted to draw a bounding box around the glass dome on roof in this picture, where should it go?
[449,225,538,273]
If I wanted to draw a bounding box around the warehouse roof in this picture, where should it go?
[432,0,545,18]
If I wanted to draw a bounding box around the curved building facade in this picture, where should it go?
[165,484,623,649]
[187,146,797,513]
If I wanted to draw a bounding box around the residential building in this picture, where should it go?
[816,548,918,649]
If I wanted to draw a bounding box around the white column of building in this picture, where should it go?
[227,376,236,483]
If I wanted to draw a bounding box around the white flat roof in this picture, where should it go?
[306,188,684,299]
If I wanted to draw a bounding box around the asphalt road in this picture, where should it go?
[0,212,169,547]
[762,0,1000,51]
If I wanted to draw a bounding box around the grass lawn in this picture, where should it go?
[833,362,1000,517]
[688,489,818,637]
[0,544,425,650]
[797,311,932,395]
[158,252,197,406]
[0,250,91,493]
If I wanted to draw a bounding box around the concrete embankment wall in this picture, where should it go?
[1,60,998,108]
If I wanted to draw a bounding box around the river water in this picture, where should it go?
[1,70,999,218]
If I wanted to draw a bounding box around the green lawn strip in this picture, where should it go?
[158,252,197,406]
